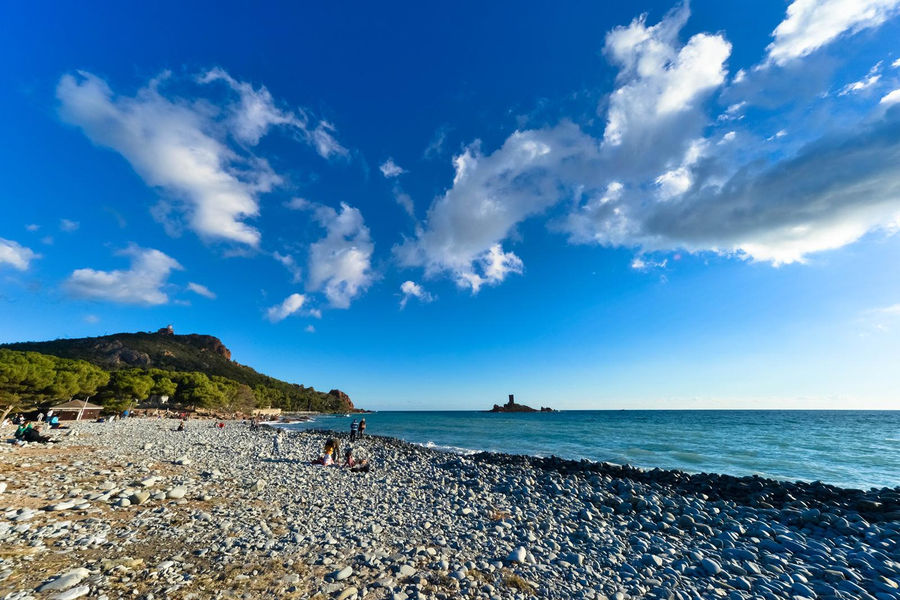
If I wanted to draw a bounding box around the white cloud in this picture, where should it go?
[305,324,316,333]
[265,293,306,322]
[654,138,708,200]
[187,282,216,299]
[57,71,274,246]
[424,125,450,159]
[297,202,375,308]
[395,124,598,291]
[399,280,433,308]
[894,58,900,68]
[199,68,348,158]
[83,314,100,324]
[25,224,39,232]
[57,69,347,247]
[310,121,349,159]
[0,238,39,271]
[379,158,406,178]
[602,3,731,148]
[880,88,900,105]
[64,246,181,305]
[393,188,415,218]
[839,62,883,95]
[872,303,900,315]
[631,256,668,270]
[59,219,80,232]
[273,251,303,283]
[765,0,900,66]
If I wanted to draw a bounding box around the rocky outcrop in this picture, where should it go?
[327,389,355,412]
[91,340,152,368]
[180,334,231,360]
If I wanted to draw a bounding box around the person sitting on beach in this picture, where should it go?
[358,419,366,438]
[22,425,54,444]
[176,420,185,432]
[312,447,335,465]
[344,444,355,467]
[350,419,359,441]
[49,415,60,429]
[14,423,31,440]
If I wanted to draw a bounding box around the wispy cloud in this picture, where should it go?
[57,69,347,247]
[64,245,182,305]
[187,282,216,299]
[399,280,434,308]
[765,0,900,66]
[273,251,303,283]
[59,219,80,232]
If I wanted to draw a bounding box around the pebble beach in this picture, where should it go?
[1,419,899,600]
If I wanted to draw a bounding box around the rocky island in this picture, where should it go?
[489,394,554,413]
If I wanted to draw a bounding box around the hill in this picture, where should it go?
[1,326,355,413]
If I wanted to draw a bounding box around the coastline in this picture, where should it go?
[1,419,898,599]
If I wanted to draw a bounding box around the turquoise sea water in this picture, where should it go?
[282,410,900,490]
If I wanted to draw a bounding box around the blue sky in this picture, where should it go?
[2,0,900,410]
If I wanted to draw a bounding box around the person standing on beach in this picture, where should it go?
[350,419,359,441]
[273,429,284,458]
[358,419,366,438]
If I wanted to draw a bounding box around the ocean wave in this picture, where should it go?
[417,440,478,456]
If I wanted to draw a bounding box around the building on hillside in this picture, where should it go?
[50,400,103,421]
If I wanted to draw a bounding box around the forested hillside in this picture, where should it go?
[0,327,355,414]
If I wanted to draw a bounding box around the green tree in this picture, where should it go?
[172,372,225,409]
[98,369,154,412]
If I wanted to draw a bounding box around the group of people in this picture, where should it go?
[313,437,371,472]
[12,422,56,444]
[266,418,372,473]
[349,418,366,441]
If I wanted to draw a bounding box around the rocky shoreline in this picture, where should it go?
[1,420,898,600]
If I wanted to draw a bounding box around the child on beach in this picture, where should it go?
[273,429,284,457]
[358,419,366,438]
[350,419,358,441]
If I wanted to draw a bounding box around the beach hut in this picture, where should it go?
[50,399,104,421]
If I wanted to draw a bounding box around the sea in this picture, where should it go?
[279,410,900,491]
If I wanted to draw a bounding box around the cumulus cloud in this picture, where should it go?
[187,282,216,299]
[57,69,346,247]
[397,4,900,289]
[602,3,731,150]
[0,238,39,271]
[765,0,900,66]
[265,293,306,322]
[64,246,181,305]
[395,124,599,291]
[399,280,433,308]
[296,202,375,308]
[25,224,40,232]
[379,158,406,178]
